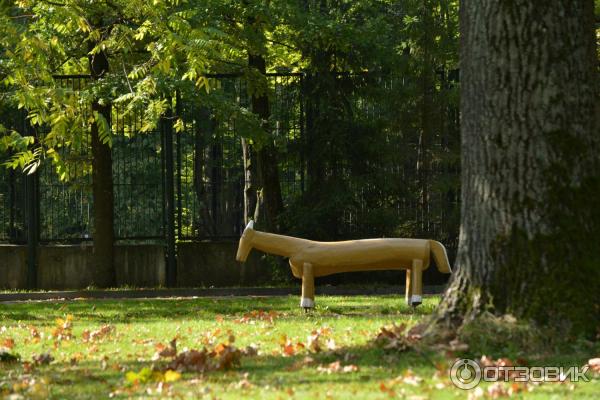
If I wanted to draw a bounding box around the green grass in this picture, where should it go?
[0,295,598,399]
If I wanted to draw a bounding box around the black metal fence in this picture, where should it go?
[0,71,460,255]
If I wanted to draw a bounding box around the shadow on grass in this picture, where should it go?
[0,296,435,326]
[2,344,435,391]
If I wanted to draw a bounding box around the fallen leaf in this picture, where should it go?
[163,369,182,382]
[126,367,154,384]
[389,370,423,387]
[242,345,259,357]
[317,361,359,374]
[307,327,332,353]
[287,356,315,371]
[1,338,15,349]
[29,326,40,342]
[51,314,74,341]
[70,352,84,366]
[235,310,279,324]
[82,325,114,343]
[280,335,303,357]
[32,352,54,366]
[212,342,243,370]
[152,338,178,360]
[379,382,395,397]
[373,324,412,351]
[166,348,208,372]
[468,386,485,400]
[588,358,600,374]
[487,382,509,398]
[236,373,253,389]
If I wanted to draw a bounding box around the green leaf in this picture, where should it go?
[94,111,112,147]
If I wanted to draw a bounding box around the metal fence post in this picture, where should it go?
[162,99,177,287]
[175,91,183,239]
[7,167,16,242]
[25,168,39,289]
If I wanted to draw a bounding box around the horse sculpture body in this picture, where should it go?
[236,221,452,309]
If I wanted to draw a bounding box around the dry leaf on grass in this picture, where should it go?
[51,314,74,341]
[211,342,243,370]
[479,356,517,380]
[279,335,305,357]
[70,352,84,366]
[166,349,209,373]
[235,373,253,389]
[373,323,416,351]
[317,360,359,374]
[152,338,178,361]
[242,344,259,357]
[433,338,469,353]
[307,327,333,353]
[163,335,243,373]
[32,352,54,366]
[7,377,50,398]
[82,325,115,343]
[379,370,424,397]
[1,338,15,349]
[468,386,485,400]
[287,356,316,371]
[235,310,279,324]
[391,370,423,386]
[29,326,41,342]
[587,357,600,374]
[486,382,510,398]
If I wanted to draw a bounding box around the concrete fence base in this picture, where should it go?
[1,242,266,290]
[0,244,168,290]
[0,241,447,290]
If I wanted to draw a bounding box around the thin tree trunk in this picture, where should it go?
[249,54,284,232]
[241,137,258,224]
[88,45,115,288]
[429,0,600,337]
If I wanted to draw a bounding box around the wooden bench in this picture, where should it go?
[236,221,452,309]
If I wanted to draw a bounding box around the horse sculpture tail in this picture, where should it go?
[429,240,452,273]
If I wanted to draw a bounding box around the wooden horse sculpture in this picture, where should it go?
[236,221,452,310]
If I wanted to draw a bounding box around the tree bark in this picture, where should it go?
[89,45,115,288]
[249,54,284,232]
[241,137,258,224]
[429,0,600,337]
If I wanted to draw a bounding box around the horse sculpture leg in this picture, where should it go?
[405,268,413,305]
[301,262,315,311]
[409,259,423,307]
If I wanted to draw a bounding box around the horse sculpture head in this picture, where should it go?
[236,220,255,262]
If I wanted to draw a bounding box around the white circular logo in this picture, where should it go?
[450,359,481,390]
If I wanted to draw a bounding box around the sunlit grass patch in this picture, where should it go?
[0,295,598,399]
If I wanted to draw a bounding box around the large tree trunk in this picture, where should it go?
[88,45,115,288]
[429,0,599,337]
